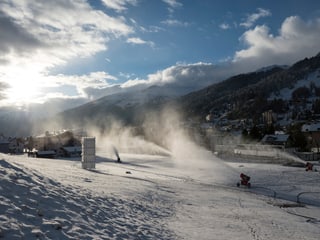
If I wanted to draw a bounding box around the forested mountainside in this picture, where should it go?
[177,53,320,121]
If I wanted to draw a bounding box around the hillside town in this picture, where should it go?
[200,83,320,162]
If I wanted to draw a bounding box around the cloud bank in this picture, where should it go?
[234,16,320,69]
[1,0,132,63]
[122,16,320,91]
[121,62,232,90]
[0,0,133,106]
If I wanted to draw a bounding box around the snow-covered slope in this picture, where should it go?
[269,68,320,100]
[91,84,192,108]
[256,64,288,73]
[1,150,320,239]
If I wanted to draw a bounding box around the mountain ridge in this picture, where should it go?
[1,52,320,136]
[177,53,320,121]
[49,52,320,133]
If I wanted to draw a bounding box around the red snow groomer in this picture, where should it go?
[237,173,251,188]
[305,162,314,171]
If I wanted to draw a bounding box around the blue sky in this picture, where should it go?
[0,0,320,109]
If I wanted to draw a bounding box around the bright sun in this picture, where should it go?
[5,69,43,105]
[8,81,41,104]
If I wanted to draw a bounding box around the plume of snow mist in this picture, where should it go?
[142,108,225,165]
[277,150,307,164]
[87,119,171,159]
[141,107,237,183]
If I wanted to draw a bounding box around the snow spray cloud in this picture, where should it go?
[84,105,217,169]
[141,107,224,167]
[232,142,307,165]
[33,105,235,183]
[31,109,171,157]
[278,151,307,164]
[87,117,171,159]
[140,106,238,183]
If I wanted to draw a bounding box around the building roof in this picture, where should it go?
[261,134,289,144]
[62,146,82,152]
[37,150,56,155]
[0,136,9,144]
[301,123,320,132]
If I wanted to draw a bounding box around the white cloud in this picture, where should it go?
[41,71,119,101]
[240,8,271,28]
[234,16,320,69]
[126,37,155,47]
[162,0,182,15]
[119,72,136,79]
[101,0,137,12]
[161,19,190,27]
[162,0,182,9]
[53,72,117,89]
[130,18,165,33]
[122,62,232,90]
[219,23,231,30]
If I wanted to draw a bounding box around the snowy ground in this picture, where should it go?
[1,150,320,239]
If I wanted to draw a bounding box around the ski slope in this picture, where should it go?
[1,151,320,239]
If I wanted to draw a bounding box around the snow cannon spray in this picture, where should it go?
[237,173,251,188]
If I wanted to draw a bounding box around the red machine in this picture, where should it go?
[305,162,313,171]
[237,173,251,188]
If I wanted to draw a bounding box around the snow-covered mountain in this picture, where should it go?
[256,64,289,73]
[2,53,320,136]
[179,53,320,120]
[268,69,320,100]
[92,84,189,108]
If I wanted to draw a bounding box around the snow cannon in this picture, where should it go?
[113,146,121,163]
[305,162,313,171]
[237,173,251,188]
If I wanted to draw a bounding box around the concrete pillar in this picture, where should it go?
[82,137,95,169]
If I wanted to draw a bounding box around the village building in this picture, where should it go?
[27,130,82,158]
[60,146,82,157]
[0,136,9,154]
[260,134,290,146]
[8,137,24,154]
[301,122,320,150]
[262,110,277,126]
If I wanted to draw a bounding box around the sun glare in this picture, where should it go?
[8,81,41,104]
[5,70,44,105]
